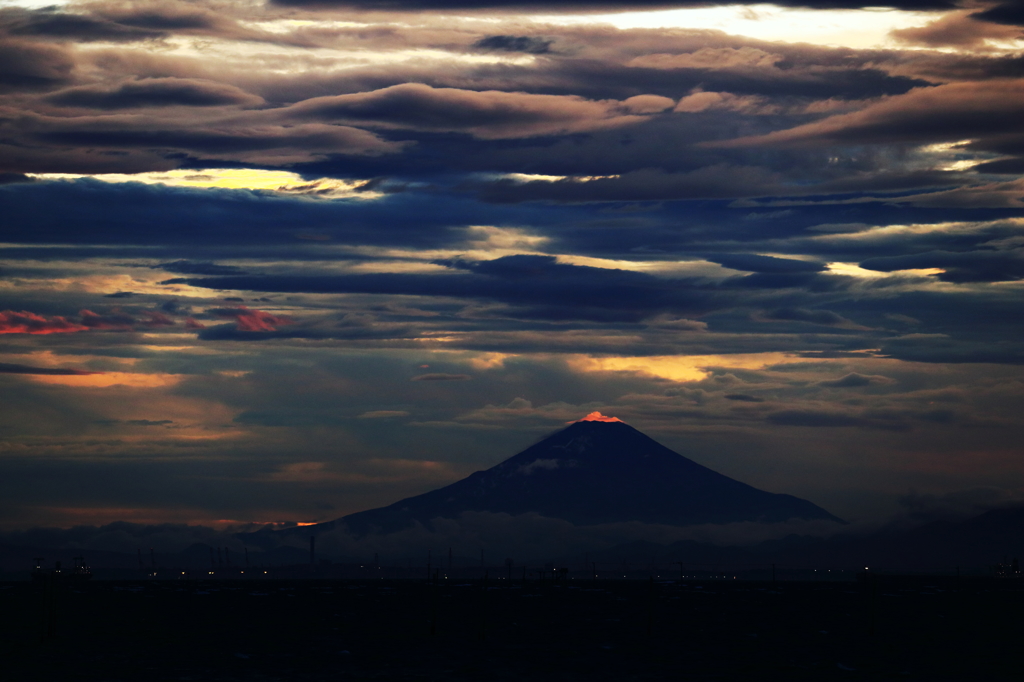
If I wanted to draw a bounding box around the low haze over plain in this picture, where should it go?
[2,0,1024,532]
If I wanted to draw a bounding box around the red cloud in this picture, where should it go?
[1,308,184,334]
[0,310,88,334]
[216,306,293,331]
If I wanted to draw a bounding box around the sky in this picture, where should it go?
[2,0,1024,540]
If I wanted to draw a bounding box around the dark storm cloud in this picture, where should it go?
[0,7,162,42]
[0,38,74,90]
[0,8,935,187]
[0,362,96,376]
[0,178,572,251]
[0,3,263,43]
[27,119,398,165]
[973,157,1024,174]
[762,308,857,327]
[195,317,417,342]
[473,35,553,54]
[970,2,1024,26]
[166,255,717,322]
[47,79,264,109]
[719,80,1024,149]
[412,373,472,381]
[880,335,1024,364]
[158,261,247,276]
[285,83,653,138]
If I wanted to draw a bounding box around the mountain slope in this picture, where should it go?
[338,417,843,534]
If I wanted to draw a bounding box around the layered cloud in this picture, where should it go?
[286,83,662,138]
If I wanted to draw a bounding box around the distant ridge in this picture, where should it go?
[322,414,843,535]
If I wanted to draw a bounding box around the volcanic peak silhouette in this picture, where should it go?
[339,417,843,535]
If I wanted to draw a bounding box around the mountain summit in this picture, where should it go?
[337,414,843,535]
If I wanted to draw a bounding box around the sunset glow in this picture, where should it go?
[1,0,1023,534]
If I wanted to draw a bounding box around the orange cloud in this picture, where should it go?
[0,310,88,334]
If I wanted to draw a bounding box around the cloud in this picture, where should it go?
[760,308,863,328]
[818,372,893,387]
[470,166,783,203]
[411,373,472,381]
[724,393,764,402]
[0,2,264,43]
[969,2,1024,27]
[210,306,294,332]
[0,37,73,91]
[270,0,960,10]
[898,487,1024,523]
[3,0,1024,536]
[358,410,411,418]
[47,78,264,109]
[715,81,1024,149]
[79,309,138,330]
[168,254,719,324]
[0,7,160,43]
[18,117,402,170]
[0,310,89,334]
[0,362,97,376]
[674,91,769,114]
[629,47,784,71]
[472,35,552,54]
[286,83,658,139]
[158,260,247,276]
[767,409,909,430]
[707,254,825,274]
[860,249,1024,283]
[891,10,1023,49]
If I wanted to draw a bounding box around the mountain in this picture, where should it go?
[331,414,843,535]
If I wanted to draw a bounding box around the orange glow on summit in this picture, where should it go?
[576,412,625,423]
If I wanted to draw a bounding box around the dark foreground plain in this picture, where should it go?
[4,577,1023,681]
